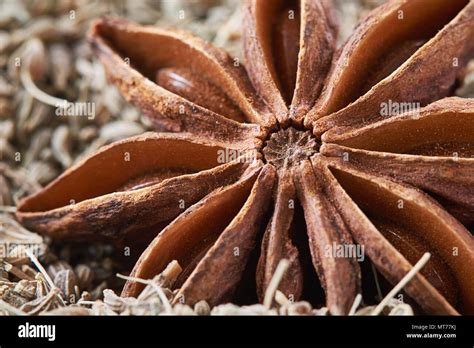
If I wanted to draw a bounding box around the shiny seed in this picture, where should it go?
[155,67,245,122]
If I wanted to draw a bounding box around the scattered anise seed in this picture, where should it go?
[53,269,77,300]
[47,260,72,280]
[13,280,36,300]
[2,289,29,307]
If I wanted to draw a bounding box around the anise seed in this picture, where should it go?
[155,67,245,122]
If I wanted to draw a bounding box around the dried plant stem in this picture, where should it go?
[371,253,431,316]
[371,262,383,302]
[349,293,363,315]
[274,290,289,306]
[20,67,67,107]
[3,261,35,281]
[263,259,289,309]
[25,248,66,308]
[116,273,173,313]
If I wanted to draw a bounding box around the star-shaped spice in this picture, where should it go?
[16,0,474,315]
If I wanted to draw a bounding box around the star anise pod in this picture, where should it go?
[16,0,474,315]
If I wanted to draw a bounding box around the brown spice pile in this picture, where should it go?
[0,0,472,316]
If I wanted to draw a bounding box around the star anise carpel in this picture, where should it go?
[16,0,474,315]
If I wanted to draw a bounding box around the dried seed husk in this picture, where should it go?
[13,280,36,300]
[88,17,274,129]
[0,283,14,297]
[294,159,361,315]
[2,289,29,307]
[322,157,474,314]
[310,0,474,131]
[176,165,275,306]
[91,300,117,316]
[321,98,474,224]
[47,260,73,280]
[123,161,263,297]
[21,288,62,315]
[103,289,130,313]
[54,269,77,300]
[16,133,255,245]
[257,169,303,304]
[34,274,48,299]
[243,0,337,125]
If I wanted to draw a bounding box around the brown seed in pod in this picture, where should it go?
[155,67,245,123]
